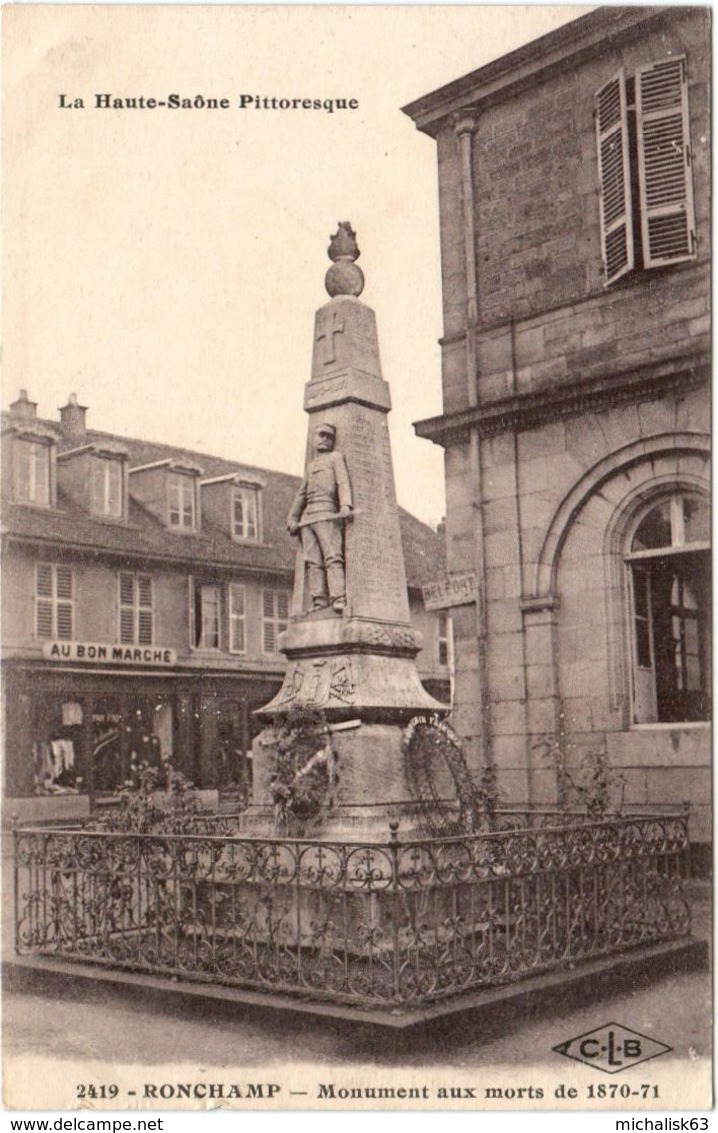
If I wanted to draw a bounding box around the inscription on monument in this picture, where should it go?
[347,410,404,615]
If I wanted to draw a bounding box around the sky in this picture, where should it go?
[3,4,590,527]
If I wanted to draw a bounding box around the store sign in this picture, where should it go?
[422,572,477,611]
[43,641,177,666]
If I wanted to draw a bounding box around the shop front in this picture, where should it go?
[4,659,279,821]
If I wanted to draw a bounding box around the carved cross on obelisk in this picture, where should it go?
[316,309,344,364]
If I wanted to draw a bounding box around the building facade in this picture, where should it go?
[405,8,710,858]
[2,391,448,821]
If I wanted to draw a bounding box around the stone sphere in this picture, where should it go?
[325,260,364,298]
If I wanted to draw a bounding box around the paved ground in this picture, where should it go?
[3,947,712,1070]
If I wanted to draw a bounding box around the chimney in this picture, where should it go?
[9,389,38,420]
[59,393,88,444]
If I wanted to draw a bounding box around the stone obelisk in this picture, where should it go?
[250,225,446,835]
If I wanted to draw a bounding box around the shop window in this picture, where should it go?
[262,588,289,654]
[190,578,220,650]
[119,571,153,644]
[595,57,696,286]
[16,438,52,506]
[33,700,81,795]
[92,457,124,518]
[232,486,261,540]
[168,472,196,529]
[627,493,710,723]
[93,698,165,793]
[35,563,73,640]
[229,583,247,654]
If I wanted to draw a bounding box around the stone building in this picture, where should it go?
[2,391,448,822]
[404,7,710,863]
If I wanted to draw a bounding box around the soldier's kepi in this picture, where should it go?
[287,422,353,612]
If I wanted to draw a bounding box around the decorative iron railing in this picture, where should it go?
[14,810,691,1008]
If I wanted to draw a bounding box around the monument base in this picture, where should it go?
[246,720,457,839]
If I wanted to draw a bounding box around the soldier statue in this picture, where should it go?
[287,423,353,612]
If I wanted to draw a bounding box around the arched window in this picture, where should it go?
[626,492,710,723]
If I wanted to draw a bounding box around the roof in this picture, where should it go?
[2,414,445,589]
[402,7,670,136]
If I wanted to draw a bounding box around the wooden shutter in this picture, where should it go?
[636,56,696,267]
[55,566,73,640]
[138,575,153,644]
[119,572,135,642]
[262,590,276,653]
[595,70,634,285]
[35,563,54,638]
[230,584,246,653]
[189,576,197,648]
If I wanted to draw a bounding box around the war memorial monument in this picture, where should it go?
[13,227,703,1028]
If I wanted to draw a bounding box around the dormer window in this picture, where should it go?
[17,439,51,505]
[168,473,196,529]
[128,458,203,532]
[199,472,264,541]
[92,456,124,518]
[11,428,56,507]
[233,484,261,540]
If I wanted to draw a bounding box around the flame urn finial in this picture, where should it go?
[325,222,364,298]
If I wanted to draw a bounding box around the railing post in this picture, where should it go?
[389,821,400,1003]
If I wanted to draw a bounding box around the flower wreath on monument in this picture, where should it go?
[401,714,500,838]
[269,707,337,831]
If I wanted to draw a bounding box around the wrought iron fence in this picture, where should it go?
[14,810,690,1008]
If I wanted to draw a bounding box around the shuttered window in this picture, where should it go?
[636,57,696,267]
[595,70,634,285]
[35,563,73,639]
[595,55,696,286]
[262,589,289,654]
[119,572,153,644]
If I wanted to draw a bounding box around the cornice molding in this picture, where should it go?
[414,351,710,447]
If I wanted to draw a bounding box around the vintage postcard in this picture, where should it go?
[2,3,712,1122]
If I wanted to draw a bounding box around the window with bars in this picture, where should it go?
[16,440,51,506]
[595,57,696,286]
[626,493,710,724]
[189,578,221,650]
[262,589,290,654]
[232,487,261,540]
[229,584,247,654]
[92,458,124,518]
[118,572,153,644]
[168,473,196,529]
[35,563,73,639]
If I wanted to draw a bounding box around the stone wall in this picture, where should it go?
[431,8,711,844]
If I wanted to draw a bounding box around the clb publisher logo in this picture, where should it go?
[553,1022,672,1074]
